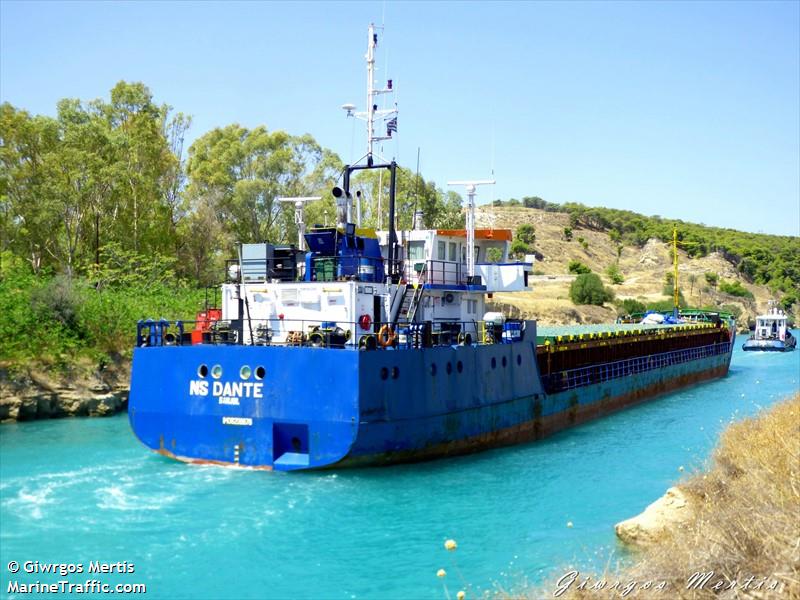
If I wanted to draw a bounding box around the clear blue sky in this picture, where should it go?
[2,1,798,236]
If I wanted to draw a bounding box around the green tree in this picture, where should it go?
[186,126,341,250]
[570,273,613,305]
[617,298,646,316]
[688,273,697,296]
[516,224,535,246]
[568,260,591,275]
[606,263,624,284]
[719,279,754,300]
[510,240,530,258]
[663,272,675,296]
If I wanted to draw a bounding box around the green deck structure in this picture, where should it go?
[535,321,718,345]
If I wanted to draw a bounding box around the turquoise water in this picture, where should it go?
[1,341,798,600]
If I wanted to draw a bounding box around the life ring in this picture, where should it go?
[378,324,396,348]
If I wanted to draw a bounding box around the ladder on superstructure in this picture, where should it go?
[395,264,427,324]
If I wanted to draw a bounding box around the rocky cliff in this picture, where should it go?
[0,365,129,423]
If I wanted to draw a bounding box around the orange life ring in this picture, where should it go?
[378,324,396,348]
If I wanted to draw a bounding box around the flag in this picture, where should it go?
[386,117,397,136]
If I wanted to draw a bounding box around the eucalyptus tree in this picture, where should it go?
[185,125,343,251]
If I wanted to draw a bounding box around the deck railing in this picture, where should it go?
[541,341,732,393]
[136,317,525,350]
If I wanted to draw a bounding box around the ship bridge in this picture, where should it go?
[377,228,533,293]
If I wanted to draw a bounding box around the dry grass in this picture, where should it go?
[515,394,800,599]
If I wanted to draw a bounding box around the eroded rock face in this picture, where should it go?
[615,486,695,545]
[0,369,128,423]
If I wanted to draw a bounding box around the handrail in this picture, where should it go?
[541,341,732,393]
[406,262,427,322]
[135,317,523,350]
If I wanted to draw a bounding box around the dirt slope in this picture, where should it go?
[478,206,774,329]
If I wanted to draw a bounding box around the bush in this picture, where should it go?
[780,291,798,312]
[605,263,624,284]
[30,275,86,335]
[705,271,718,287]
[515,224,535,246]
[617,298,646,316]
[647,294,687,312]
[563,227,573,241]
[510,240,530,258]
[663,272,675,296]
[719,279,754,300]
[570,273,614,305]
[0,251,204,370]
[568,260,591,275]
[719,303,744,320]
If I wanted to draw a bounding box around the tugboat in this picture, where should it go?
[742,303,796,351]
[127,24,736,471]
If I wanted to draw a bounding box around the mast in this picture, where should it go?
[340,23,400,279]
[343,23,397,167]
[366,24,376,165]
[447,180,495,278]
[276,196,321,250]
[673,225,679,318]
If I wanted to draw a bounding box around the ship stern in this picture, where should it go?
[129,346,360,471]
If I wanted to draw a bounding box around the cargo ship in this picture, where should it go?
[128,25,736,471]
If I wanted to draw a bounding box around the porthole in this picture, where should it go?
[197,364,209,378]
[211,364,223,379]
[502,356,507,368]
[380,367,389,380]
[255,366,266,380]
[392,367,400,380]
[446,362,453,375]
[491,358,496,369]
[517,354,522,366]
[430,363,437,376]
[457,361,463,373]
[240,365,252,380]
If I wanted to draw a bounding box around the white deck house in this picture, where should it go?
[380,228,533,292]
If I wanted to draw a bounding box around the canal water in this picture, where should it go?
[1,341,798,599]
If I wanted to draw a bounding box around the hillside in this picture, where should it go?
[477,205,789,329]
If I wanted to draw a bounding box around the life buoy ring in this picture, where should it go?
[378,324,396,348]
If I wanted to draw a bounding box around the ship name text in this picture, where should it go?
[189,380,264,405]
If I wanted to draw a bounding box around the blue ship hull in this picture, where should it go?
[129,325,735,471]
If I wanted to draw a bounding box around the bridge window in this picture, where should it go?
[437,241,446,260]
[448,242,457,261]
[408,241,426,260]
